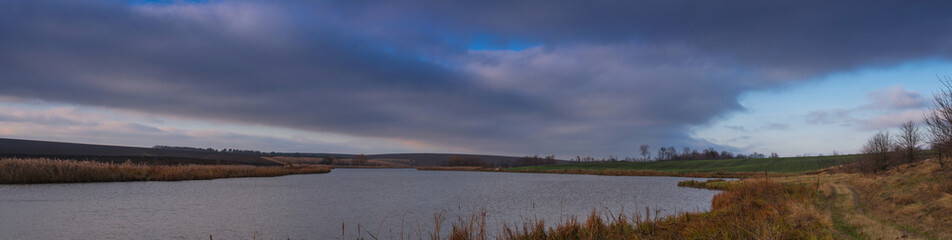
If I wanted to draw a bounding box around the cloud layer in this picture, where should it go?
[806,86,930,131]
[1,1,951,156]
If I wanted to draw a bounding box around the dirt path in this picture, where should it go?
[827,181,919,239]
[846,186,864,215]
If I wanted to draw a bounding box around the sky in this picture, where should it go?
[1,0,951,158]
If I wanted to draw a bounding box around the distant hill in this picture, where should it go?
[0,138,556,167]
[0,138,276,165]
[364,153,560,167]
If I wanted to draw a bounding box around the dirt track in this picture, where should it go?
[825,180,920,239]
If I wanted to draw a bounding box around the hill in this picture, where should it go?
[364,153,549,167]
[0,138,277,166]
[0,138,549,167]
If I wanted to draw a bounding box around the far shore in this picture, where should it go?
[417,166,765,178]
[0,158,331,184]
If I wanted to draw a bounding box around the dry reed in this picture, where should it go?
[0,158,331,184]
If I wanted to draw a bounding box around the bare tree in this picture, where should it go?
[862,131,894,172]
[639,145,650,161]
[925,76,952,168]
[898,120,922,163]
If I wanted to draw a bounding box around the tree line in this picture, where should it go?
[444,155,558,168]
[561,146,777,163]
[640,145,776,161]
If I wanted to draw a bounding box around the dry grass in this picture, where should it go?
[843,159,952,239]
[770,158,951,239]
[0,158,331,184]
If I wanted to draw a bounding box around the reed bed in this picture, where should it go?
[0,158,331,184]
[677,179,733,190]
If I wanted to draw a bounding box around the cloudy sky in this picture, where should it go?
[1,0,950,158]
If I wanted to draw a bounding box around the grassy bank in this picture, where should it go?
[780,159,952,239]
[511,154,858,173]
[0,158,331,184]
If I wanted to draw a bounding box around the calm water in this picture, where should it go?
[0,169,720,239]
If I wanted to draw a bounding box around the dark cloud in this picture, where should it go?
[1,1,951,157]
[312,1,952,80]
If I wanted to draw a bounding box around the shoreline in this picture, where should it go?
[0,158,331,184]
[417,166,778,179]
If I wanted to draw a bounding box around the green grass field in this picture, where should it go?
[510,154,859,173]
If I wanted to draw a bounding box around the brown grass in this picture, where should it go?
[843,159,952,239]
[0,158,331,184]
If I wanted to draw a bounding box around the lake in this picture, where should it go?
[0,168,721,239]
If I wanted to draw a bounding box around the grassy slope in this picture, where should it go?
[510,154,859,173]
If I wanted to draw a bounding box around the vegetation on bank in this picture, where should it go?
[510,154,858,174]
[419,154,859,178]
[677,179,733,190]
[436,178,831,239]
[418,166,762,178]
[507,168,761,178]
[0,158,331,184]
[832,159,952,239]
